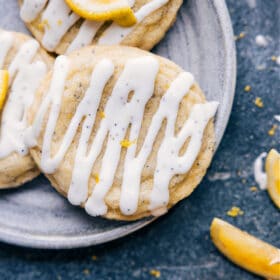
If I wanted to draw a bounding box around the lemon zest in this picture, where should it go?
[227,206,244,217]
[235,32,246,41]
[268,124,277,136]
[99,111,106,119]
[150,269,161,278]
[93,173,100,183]
[120,139,136,148]
[250,186,258,192]
[37,19,50,31]
[254,97,264,108]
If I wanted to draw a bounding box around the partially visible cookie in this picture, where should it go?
[19,0,183,54]
[0,30,53,189]
[28,46,218,221]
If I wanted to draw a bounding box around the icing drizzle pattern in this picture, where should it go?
[20,0,169,52]
[0,31,47,159]
[27,55,218,216]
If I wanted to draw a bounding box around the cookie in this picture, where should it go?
[19,0,183,54]
[0,30,53,189]
[27,46,218,220]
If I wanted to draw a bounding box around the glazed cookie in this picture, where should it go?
[19,0,183,54]
[0,30,53,189]
[27,46,218,221]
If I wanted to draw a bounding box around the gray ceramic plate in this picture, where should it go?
[0,0,236,249]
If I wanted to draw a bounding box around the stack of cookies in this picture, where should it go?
[0,0,218,221]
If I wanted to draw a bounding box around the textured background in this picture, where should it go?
[0,0,279,279]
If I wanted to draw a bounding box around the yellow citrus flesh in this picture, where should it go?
[266,149,280,208]
[65,0,137,27]
[210,218,280,280]
[0,70,9,110]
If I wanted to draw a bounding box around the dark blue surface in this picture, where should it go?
[0,0,279,279]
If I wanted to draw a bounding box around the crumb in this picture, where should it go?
[242,178,247,184]
[268,124,278,136]
[91,255,98,261]
[244,85,251,92]
[150,269,161,278]
[83,269,90,275]
[227,206,244,217]
[250,186,258,192]
[254,97,264,108]
[271,56,277,61]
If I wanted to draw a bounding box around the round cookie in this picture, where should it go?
[19,0,183,54]
[0,30,53,189]
[28,46,218,221]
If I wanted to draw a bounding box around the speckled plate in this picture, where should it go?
[0,0,236,249]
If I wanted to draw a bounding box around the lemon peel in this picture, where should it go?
[210,218,280,280]
[265,149,280,208]
[0,70,9,110]
[65,0,137,27]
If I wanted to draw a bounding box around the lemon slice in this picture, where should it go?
[266,149,280,208]
[65,0,137,27]
[0,70,9,110]
[210,218,280,280]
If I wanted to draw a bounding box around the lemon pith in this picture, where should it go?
[0,70,9,110]
[210,218,280,280]
[64,0,137,27]
[266,149,280,208]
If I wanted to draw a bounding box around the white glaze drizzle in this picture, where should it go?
[41,0,79,51]
[0,63,47,158]
[0,32,47,159]
[20,0,48,22]
[66,20,103,54]
[8,39,40,82]
[253,152,267,190]
[20,0,168,52]
[28,55,218,216]
[98,0,168,45]
[255,35,268,47]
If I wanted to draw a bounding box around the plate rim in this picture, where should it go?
[0,0,236,249]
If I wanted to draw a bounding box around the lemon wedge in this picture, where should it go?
[65,0,137,27]
[266,149,280,208]
[210,218,280,280]
[0,70,9,110]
